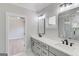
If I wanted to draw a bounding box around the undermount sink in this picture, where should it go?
[55,43,75,52]
[55,42,79,56]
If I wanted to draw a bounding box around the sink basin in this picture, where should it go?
[55,43,79,56]
[55,43,75,52]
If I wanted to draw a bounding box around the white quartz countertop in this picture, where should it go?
[31,34,79,56]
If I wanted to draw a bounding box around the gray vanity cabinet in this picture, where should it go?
[31,38,41,56]
[31,37,70,56]
[31,37,48,56]
[41,43,49,56]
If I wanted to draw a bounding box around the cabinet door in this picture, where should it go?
[31,42,37,53]
[31,37,41,45]
[41,48,48,56]
[48,52,56,56]
[31,39,41,56]
[41,43,48,50]
[35,44,41,56]
[31,42,41,56]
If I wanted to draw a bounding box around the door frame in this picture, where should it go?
[6,12,27,56]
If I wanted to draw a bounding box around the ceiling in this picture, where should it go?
[13,3,54,12]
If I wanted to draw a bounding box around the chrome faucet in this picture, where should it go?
[61,39,74,46]
[62,39,68,45]
[64,39,68,45]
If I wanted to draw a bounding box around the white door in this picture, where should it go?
[8,16,25,56]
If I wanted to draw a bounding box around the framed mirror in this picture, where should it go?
[38,15,45,37]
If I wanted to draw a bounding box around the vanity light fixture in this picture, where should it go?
[59,3,73,13]
[59,3,72,7]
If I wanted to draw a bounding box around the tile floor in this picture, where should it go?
[14,50,35,56]
[9,38,25,56]
[9,38,35,56]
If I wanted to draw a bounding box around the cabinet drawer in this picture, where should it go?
[35,44,41,56]
[49,46,69,56]
[41,43,48,50]
[41,49,48,56]
[31,37,41,45]
[32,43,41,56]
[48,52,56,56]
[31,42,37,52]
[32,46,37,54]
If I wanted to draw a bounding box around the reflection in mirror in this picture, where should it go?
[71,13,79,40]
[58,7,79,41]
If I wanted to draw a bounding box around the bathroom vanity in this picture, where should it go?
[31,35,68,56]
[31,35,79,56]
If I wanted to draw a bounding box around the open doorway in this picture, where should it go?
[7,14,26,56]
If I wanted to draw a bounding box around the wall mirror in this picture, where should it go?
[58,7,79,41]
[38,14,45,37]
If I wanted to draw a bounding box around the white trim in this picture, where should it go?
[6,12,27,56]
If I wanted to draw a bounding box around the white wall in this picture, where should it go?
[37,4,58,39]
[0,9,6,53]
[0,4,37,54]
